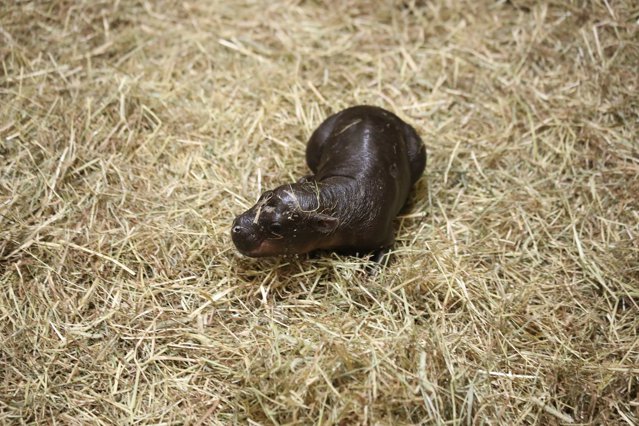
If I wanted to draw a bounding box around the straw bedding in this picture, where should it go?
[1,0,637,424]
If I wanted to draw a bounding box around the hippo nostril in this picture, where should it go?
[232,225,242,233]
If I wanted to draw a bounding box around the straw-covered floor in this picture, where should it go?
[1,0,637,424]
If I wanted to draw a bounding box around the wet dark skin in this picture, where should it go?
[231,105,426,258]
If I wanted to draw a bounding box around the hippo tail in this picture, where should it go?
[403,123,426,186]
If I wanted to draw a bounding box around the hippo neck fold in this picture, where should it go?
[312,176,373,230]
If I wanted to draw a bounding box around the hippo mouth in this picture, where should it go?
[232,217,278,257]
[237,239,285,258]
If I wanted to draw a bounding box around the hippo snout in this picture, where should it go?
[231,214,262,255]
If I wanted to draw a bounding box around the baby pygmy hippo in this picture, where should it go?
[231,105,426,257]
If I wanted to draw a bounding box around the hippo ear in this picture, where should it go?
[308,213,339,234]
[297,175,315,184]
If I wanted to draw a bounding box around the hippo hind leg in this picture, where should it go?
[403,124,427,186]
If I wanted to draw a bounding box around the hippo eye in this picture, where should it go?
[291,213,300,220]
[270,222,282,233]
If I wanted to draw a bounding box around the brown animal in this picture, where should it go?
[231,105,426,257]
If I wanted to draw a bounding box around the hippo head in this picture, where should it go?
[231,182,339,257]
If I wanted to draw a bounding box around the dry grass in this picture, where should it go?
[1,0,638,424]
